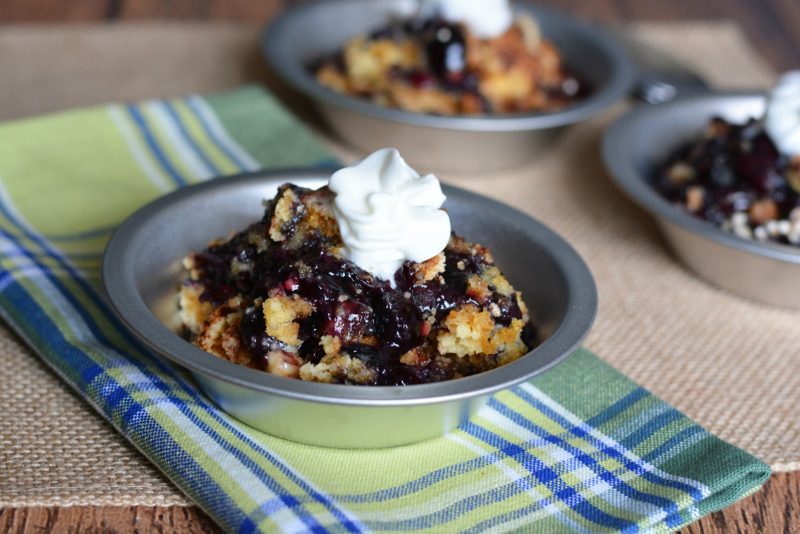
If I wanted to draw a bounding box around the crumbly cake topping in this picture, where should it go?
[313,14,585,116]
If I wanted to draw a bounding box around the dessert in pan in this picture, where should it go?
[313,0,586,116]
[655,72,800,248]
[178,149,538,385]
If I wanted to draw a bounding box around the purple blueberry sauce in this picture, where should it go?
[187,186,538,385]
[655,117,800,246]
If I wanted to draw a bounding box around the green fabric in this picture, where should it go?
[0,85,769,533]
[205,86,333,166]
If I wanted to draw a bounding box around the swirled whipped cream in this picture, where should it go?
[328,148,451,284]
[419,0,513,39]
[764,70,800,157]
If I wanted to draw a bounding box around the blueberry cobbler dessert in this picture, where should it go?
[313,0,585,116]
[178,149,537,385]
[655,72,800,247]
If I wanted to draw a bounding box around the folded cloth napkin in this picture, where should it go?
[0,86,769,533]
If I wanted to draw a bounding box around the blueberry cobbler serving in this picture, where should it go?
[313,0,585,116]
[178,149,537,385]
[655,73,800,247]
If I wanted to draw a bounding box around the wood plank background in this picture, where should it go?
[0,473,800,534]
[1,0,798,70]
[1,472,797,532]
[1,0,798,532]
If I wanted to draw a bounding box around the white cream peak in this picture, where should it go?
[419,0,514,39]
[328,148,451,284]
[765,70,800,158]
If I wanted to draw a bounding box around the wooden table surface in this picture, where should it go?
[1,1,798,532]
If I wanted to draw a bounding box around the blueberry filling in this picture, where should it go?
[311,14,588,116]
[655,117,800,246]
[183,184,538,385]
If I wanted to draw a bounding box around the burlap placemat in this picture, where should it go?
[0,21,795,508]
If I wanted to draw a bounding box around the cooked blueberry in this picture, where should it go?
[733,134,781,192]
[424,22,467,81]
[709,154,737,188]
[405,69,437,89]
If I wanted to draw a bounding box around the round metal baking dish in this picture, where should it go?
[263,0,634,172]
[603,92,800,310]
[102,170,597,448]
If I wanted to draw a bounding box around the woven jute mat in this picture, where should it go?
[0,21,796,508]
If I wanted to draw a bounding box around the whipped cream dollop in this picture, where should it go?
[419,0,514,39]
[764,70,800,157]
[328,148,451,284]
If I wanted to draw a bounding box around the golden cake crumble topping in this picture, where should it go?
[313,13,586,116]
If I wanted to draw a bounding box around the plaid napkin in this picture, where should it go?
[0,86,769,533]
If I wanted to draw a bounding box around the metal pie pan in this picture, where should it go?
[603,92,800,309]
[263,0,634,172]
[102,169,597,448]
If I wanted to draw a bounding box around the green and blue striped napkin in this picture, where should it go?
[0,86,769,533]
